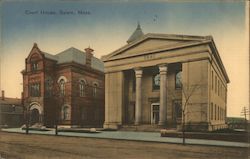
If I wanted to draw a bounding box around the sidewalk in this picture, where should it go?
[1,128,249,148]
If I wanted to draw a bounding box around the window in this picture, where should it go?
[31,62,38,71]
[93,83,98,97]
[59,79,65,96]
[215,76,217,93]
[152,74,160,90]
[175,71,182,89]
[62,106,70,120]
[217,106,219,121]
[212,71,214,90]
[215,104,217,120]
[79,80,86,97]
[173,100,182,120]
[45,78,53,97]
[218,80,220,96]
[211,103,213,120]
[30,83,40,97]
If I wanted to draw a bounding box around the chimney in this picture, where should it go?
[85,47,94,67]
[1,90,5,100]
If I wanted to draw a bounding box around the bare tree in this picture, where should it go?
[168,82,201,145]
[181,83,201,144]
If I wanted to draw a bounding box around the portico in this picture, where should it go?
[133,64,168,126]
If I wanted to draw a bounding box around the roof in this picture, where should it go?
[56,47,86,65]
[102,26,229,83]
[102,33,211,61]
[41,47,104,72]
[127,23,144,43]
[0,98,22,105]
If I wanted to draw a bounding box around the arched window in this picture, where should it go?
[30,53,40,71]
[62,106,70,120]
[93,83,98,97]
[152,74,160,90]
[59,79,65,96]
[79,80,86,97]
[175,71,182,89]
[31,62,38,71]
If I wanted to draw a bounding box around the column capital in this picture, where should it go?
[158,64,168,73]
[134,67,143,78]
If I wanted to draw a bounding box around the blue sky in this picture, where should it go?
[0,0,248,118]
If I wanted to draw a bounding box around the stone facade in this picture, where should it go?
[22,44,105,127]
[102,25,229,131]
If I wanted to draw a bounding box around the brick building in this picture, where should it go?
[22,43,104,127]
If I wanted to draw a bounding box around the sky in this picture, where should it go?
[0,0,248,118]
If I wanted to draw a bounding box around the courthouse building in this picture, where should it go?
[102,24,229,131]
[22,43,104,127]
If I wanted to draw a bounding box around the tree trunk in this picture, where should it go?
[182,110,185,145]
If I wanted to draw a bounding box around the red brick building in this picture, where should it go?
[22,43,105,127]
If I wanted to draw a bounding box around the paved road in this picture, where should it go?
[2,128,249,148]
[0,131,248,159]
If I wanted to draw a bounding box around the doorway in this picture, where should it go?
[30,109,39,124]
[151,103,159,124]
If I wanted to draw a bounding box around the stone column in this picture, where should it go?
[158,64,168,126]
[134,68,143,125]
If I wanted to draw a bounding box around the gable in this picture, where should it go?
[107,38,199,60]
[26,44,44,62]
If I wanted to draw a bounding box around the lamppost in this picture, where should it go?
[25,102,30,134]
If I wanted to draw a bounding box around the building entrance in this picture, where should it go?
[151,103,159,124]
[30,109,39,124]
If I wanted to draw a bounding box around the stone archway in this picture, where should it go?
[29,102,42,124]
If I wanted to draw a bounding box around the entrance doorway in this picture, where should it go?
[30,109,39,124]
[151,103,159,124]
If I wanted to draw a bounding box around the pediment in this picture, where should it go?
[103,34,208,61]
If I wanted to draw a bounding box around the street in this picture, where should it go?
[0,131,248,159]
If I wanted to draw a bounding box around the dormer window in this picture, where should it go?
[31,62,38,71]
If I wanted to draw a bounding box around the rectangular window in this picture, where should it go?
[217,106,219,121]
[173,100,182,122]
[211,103,213,120]
[215,76,217,93]
[212,71,214,90]
[215,104,217,120]
[29,83,40,97]
[218,80,220,96]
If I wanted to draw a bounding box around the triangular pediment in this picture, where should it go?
[102,33,210,61]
